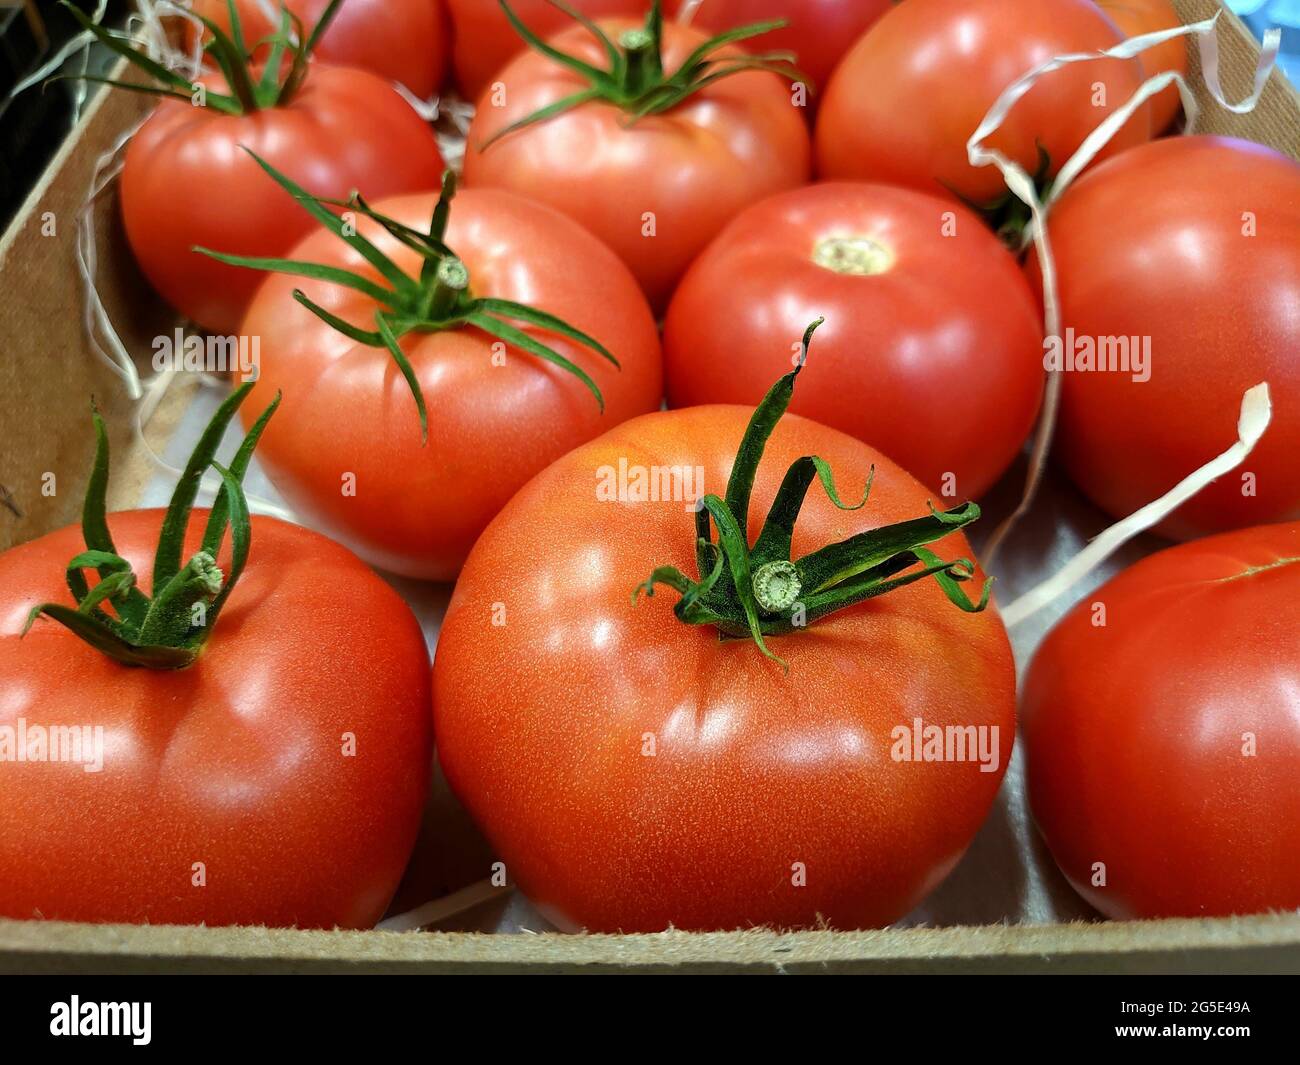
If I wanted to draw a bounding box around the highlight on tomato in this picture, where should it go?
[663,182,1044,500]
[815,0,1151,205]
[434,323,1016,932]
[447,0,653,101]
[462,1,811,308]
[1097,0,1188,134]
[683,0,893,103]
[1023,521,1300,920]
[0,385,432,928]
[199,156,662,580]
[1036,135,1300,540]
[69,0,445,335]
[187,0,449,98]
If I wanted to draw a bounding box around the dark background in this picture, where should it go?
[0,0,127,222]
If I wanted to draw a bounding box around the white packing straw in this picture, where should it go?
[1000,382,1273,628]
[967,12,1281,570]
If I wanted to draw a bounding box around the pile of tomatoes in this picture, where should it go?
[2,0,1298,934]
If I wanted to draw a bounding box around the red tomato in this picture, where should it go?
[663,182,1044,499]
[0,511,432,928]
[1038,135,1300,540]
[240,189,663,580]
[1097,0,1187,135]
[121,67,444,335]
[462,18,811,309]
[434,405,1015,932]
[447,0,652,100]
[815,0,1150,203]
[188,0,449,97]
[684,0,893,98]
[1023,522,1300,919]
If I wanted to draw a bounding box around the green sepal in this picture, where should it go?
[22,385,279,670]
[55,0,346,115]
[198,151,616,431]
[483,0,806,144]
[634,319,993,665]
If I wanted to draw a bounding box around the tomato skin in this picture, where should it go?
[663,182,1044,500]
[0,511,432,929]
[1024,522,1300,919]
[1039,136,1300,540]
[240,188,663,581]
[462,19,811,309]
[1097,0,1187,135]
[120,66,444,335]
[447,0,652,100]
[685,0,893,98]
[188,0,448,97]
[815,0,1150,203]
[434,406,1015,932]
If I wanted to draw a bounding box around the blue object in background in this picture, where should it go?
[1227,0,1300,86]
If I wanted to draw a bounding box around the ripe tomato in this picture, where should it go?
[462,17,811,309]
[663,182,1044,500]
[240,188,663,580]
[815,0,1150,203]
[121,66,444,335]
[1023,522,1300,919]
[684,0,893,98]
[434,400,1015,932]
[188,0,449,97]
[0,511,432,928]
[1097,0,1186,135]
[447,0,652,100]
[1039,135,1300,540]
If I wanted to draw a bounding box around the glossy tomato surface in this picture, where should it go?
[241,188,663,580]
[1024,522,1300,919]
[0,511,432,928]
[463,18,811,308]
[121,66,443,335]
[434,405,1016,932]
[685,0,892,98]
[1098,0,1187,134]
[815,0,1149,203]
[447,0,652,100]
[188,0,448,97]
[1040,135,1300,539]
[663,182,1044,499]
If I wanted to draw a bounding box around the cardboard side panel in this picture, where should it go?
[1,914,1298,974]
[1175,0,1300,153]
[0,84,179,553]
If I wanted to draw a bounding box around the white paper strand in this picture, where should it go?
[76,116,149,401]
[376,880,514,933]
[1000,382,1273,629]
[676,0,704,26]
[968,13,1281,571]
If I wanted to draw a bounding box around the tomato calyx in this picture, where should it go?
[195,155,620,443]
[21,383,279,670]
[60,0,344,115]
[635,319,992,668]
[481,0,806,148]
